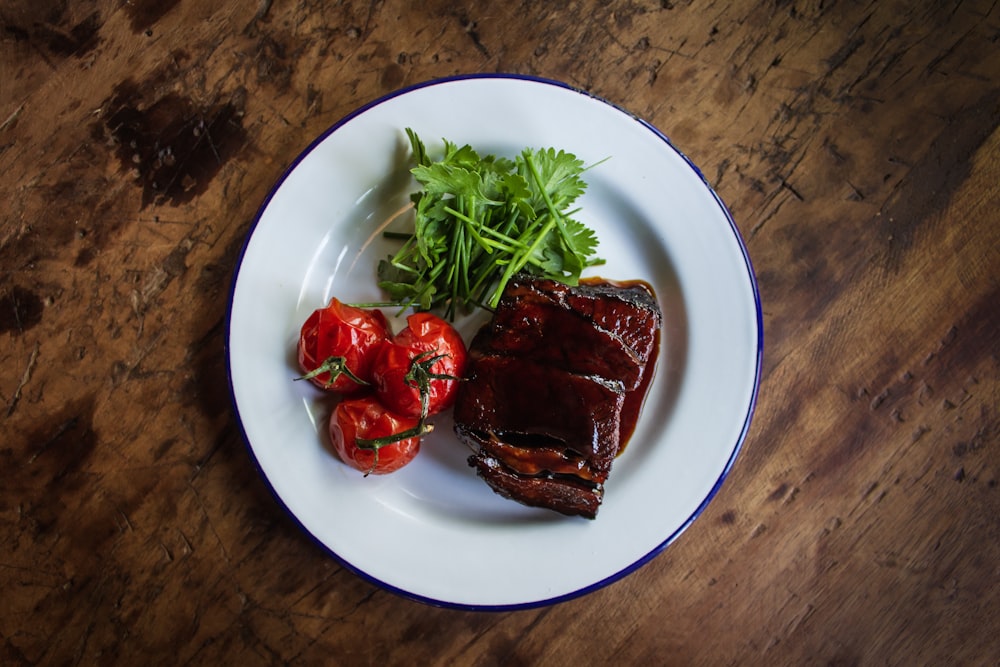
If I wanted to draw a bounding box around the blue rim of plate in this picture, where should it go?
[224,72,764,612]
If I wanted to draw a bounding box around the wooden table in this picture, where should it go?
[3,1,998,664]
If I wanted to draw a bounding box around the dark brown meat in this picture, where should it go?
[469,453,604,519]
[453,274,661,519]
[453,355,624,462]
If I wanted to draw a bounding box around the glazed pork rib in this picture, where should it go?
[453,275,662,518]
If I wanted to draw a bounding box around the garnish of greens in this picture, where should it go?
[375,128,605,320]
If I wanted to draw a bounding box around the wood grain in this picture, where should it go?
[2,0,998,664]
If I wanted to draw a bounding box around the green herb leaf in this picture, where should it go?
[376,129,605,319]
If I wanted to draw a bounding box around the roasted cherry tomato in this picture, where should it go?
[371,312,468,419]
[329,396,424,475]
[297,299,391,393]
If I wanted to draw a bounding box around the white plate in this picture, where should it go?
[226,74,762,610]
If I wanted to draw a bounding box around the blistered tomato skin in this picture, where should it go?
[297,299,391,393]
[330,396,422,475]
[372,312,468,419]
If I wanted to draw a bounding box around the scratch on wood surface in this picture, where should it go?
[27,414,83,464]
[186,479,231,565]
[71,619,96,666]
[178,529,194,555]
[116,507,134,533]
[826,34,866,72]
[846,180,865,200]
[1,103,25,133]
[779,178,804,201]
[327,586,379,623]
[255,0,273,22]
[783,603,816,638]
[6,341,40,417]
[869,389,890,410]
[189,429,229,482]
[748,188,792,238]
[926,26,976,75]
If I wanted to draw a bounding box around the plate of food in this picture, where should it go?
[226,74,762,610]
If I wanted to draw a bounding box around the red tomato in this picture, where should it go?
[329,396,423,475]
[297,299,391,393]
[371,312,468,419]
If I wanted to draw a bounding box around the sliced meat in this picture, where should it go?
[470,454,604,519]
[454,274,662,519]
[563,279,661,364]
[472,279,645,390]
[453,355,624,461]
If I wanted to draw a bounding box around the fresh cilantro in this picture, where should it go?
[376,129,605,320]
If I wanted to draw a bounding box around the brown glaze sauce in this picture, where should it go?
[579,277,661,455]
